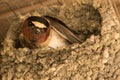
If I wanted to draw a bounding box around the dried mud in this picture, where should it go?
[1,0,120,80]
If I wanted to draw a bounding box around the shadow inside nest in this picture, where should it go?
[12,4,102,50]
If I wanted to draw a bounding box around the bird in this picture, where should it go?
[19,16,82,49]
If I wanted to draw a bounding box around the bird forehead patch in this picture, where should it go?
[32,21,47,28]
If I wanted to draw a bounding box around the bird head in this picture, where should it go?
[22,16,51,47]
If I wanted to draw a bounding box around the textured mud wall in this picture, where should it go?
[1,0,120,80]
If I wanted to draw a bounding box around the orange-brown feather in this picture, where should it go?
[22,20,51,46]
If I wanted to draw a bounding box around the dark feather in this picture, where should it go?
[44,16,82,43]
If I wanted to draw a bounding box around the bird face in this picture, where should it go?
[22,16,51,47]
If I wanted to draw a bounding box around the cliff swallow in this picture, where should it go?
[19,16,81,48]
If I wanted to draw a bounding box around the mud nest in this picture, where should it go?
[1,0,120,80]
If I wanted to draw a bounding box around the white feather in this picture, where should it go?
[47,29,69,48]
[40,28,69,49]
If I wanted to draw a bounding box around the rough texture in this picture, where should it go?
[1,0,120,80]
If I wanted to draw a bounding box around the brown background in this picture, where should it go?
[0,0,120,46]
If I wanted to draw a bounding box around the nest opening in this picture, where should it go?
[13,4,102,49]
